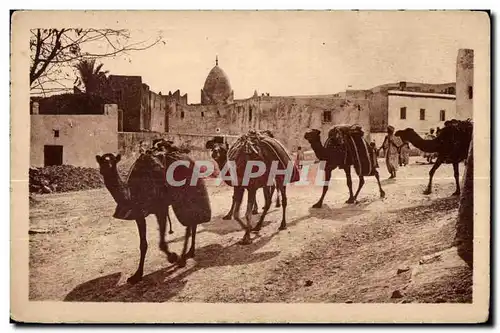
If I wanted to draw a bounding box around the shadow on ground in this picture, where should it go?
[64,233,279,302]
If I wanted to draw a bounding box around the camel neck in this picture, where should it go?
[102,169,129,204]
[309,139,326,160]
[404,131,440,153]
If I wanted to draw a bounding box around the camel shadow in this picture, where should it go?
[380,178,398,186]
[387,196,459,216]
[64,234,278,303]
[307,202,370,221]
[200,209,280,236]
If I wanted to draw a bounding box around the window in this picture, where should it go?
[180,111,185,119]
[440,110,446,122]
[468,86,473,99]
[201,112,204,118]
[420,109,426,120]
[53,129,59,138]
[249,108,253,122]
[323,110,332,123]
[400,107,407,120]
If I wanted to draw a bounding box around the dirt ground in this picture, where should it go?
[29,157,472,303]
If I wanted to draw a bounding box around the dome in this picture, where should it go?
[201,57,234,105]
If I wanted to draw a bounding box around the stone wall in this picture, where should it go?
[168,95,372,153]
[118,131,240,160]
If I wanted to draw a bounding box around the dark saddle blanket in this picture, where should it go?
[226,130,301,187]
[113,150,211,225]
[325,124,378,176]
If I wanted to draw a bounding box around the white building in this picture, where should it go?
[387,90,456,135]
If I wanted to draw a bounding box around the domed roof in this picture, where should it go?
[201,57,233,105]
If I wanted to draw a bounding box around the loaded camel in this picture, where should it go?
[304,127,385,208]
[96,146,210,284]
[206,136,281,220]
[210,130,299,244]
[395,119,473,196]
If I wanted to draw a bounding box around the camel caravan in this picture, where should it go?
[96,118,473,284]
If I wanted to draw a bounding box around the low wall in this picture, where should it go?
[118,132,240,160]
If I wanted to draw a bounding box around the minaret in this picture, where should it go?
[456,49,474,120]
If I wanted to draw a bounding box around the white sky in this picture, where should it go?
[84,11,488,103]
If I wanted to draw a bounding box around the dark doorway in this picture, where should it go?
[44,145,63,166]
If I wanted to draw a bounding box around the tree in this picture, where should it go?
[30,29,162,96]
[74,59,109,94]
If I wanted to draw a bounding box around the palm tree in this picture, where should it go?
[74,59,109,94]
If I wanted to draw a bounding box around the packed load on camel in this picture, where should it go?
[111,140,211,224]
[225,130,301,187]
[206,130,300,245]
[325,124,379,177]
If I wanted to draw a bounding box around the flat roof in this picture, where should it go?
[388,90,456,100]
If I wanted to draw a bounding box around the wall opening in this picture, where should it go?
[468,86,473,99]
[249,107,253,122]
[181,111,185,119]
[440,110,446,122]
[118,109,123,131]
[400,107,407,120]
[420,109,426,120]
[53,129,60,138]
[201,111,204,118]
[44,145,63,166]
[322,110,332,123]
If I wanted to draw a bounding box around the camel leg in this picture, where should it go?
[253,186,272,232]
[242,188,257,244]
[452,162,461,196]
[278,184,288,230]
[374,171,386,198]
[127,217,147,284]
[275,184,281,208]
[156,211,178,264]
[312,167,332,208]
[264,185,274,209]
[177,226,192,268]
[352,175,365,202]
[424,157,444,195]
[252,198,259,215]
[232,187,251,244]
[345,166,356,204]
[223,190,236,220]
[187,224,197,258]
[166,207,174,234]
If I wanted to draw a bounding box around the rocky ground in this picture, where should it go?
[29,157,472,303]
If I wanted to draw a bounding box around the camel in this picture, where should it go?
[96,151,207,284]
[209,131,298,244]
[304,128,385,208]
[395,119,473,196]
[206,138,281,220]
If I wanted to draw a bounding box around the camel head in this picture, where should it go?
[394,128,417,140]
[304,129,321,143]
[205,139,228,166]
[96,153,121,175]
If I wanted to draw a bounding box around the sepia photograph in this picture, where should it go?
[10,9,490,323]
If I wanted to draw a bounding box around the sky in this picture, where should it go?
[82,11,488,103]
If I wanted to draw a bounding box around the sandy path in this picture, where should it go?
[29,159,471,302]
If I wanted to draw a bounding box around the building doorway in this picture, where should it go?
[44,145,63,166]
